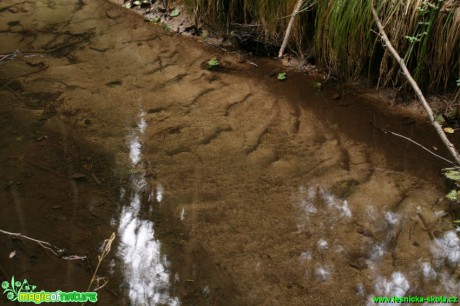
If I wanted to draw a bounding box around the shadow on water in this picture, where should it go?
[1,0,460,305]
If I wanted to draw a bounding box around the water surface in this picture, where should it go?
[0,0,459,305]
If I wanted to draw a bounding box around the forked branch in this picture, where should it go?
[0,229,86,260]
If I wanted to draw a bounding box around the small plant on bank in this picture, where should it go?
[443,168,460,202]
[170,8,181,17]
[442,168,460,229]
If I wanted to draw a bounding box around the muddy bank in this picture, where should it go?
[1,0,459,305]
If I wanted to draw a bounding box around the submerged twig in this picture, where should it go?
[371,7,460,165]
[0,229,63,255]
[417,211,434,240]
[379,127,456,165]
[0,229,86,260]
[0,65,49,81]
[23,158,70,179]
[0,50,21,64]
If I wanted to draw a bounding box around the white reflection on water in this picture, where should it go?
[431,231,460,266]
[294,184,460,303]
[318,187,352,218]
[156,183,164,203]
[138,110,147,133]
[420,262,437,280]
[129,136,141,165]
[314,265,332,282]
[367,272,410,306]
[316,239,329,252]
[117,110,180,306]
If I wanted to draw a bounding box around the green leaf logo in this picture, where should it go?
[2,276,37,301]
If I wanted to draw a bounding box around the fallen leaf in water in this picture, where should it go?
[277,72,286,80]
[206,58,219,69]
[444,127,455,134]
[9,251,16,259]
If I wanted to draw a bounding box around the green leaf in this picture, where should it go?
[446,189,457,201]
[277,72,286,80]
[170,8,181,17]
[122,2,132,8]
[207,58,219,69]
[444,170,460,180]
[133,1,141,6]
[313,82,322,91]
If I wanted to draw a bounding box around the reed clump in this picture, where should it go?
[182,0,460,93]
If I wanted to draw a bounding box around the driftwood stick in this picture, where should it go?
[278,0,304,58]
[371,7,460,165]
[0,229,86,260]
[0,229,63,255]
[417,212,434,240]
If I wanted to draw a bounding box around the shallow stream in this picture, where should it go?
[1,1,460,305]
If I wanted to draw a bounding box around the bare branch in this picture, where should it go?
[371,7,460,165]
[278,0,304,59]
[0,229,86,260]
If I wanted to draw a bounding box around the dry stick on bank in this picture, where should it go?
[278,0,304,58]
[371,7,460,166]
